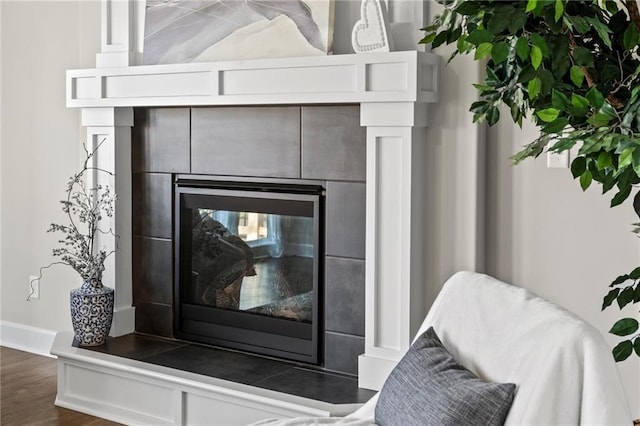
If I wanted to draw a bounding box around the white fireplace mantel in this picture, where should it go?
[68,51,439,108]
[67,49,442,395]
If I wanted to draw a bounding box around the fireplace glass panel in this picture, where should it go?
[188,208,314,323]
[175,179,323,363]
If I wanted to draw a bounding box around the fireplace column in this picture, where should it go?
[81,107,135,336]
[358,102,429,390]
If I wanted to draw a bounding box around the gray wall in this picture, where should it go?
[1,0,100,333]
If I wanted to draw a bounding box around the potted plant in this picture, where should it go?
[29,139,117,346]
[421,0,640,361]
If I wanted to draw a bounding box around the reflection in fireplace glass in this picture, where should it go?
[188,208,314,323]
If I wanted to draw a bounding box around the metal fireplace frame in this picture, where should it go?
[174,176,325,364]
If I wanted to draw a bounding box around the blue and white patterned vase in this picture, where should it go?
[70,279,114,346]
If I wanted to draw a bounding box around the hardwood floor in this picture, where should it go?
[0,346,120,426]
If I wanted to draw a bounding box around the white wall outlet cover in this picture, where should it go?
[352,0,394,53]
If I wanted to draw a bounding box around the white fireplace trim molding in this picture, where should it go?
[68,50,441,392]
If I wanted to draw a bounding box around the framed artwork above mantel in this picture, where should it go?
[142,0,335,65]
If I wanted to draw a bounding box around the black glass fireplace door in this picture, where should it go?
[175,179,323,364]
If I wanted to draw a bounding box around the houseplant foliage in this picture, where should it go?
[30,139,117,346]
[421,0,640,361]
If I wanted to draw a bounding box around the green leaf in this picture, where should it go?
[624,24,640,50]
[571,156,587,178]
[586,88,605,109]
[530,33,549,56]
[602,288,620,310]
[610,318,639,336]
[509,11,528,33]
[526,0,538,12]
[515,37,530,61]
[551,90,571,109]
[487,106,500,126]
[580,170,593,190]
[554,0,564,22]
[466,29,493,46]
[587,113,610,127]
[528,77,541,99]
[629,266,640,279]
[531,45,543,69]
[633,147,640,177]
[488,13,510,34]
[470,100,490,114]
[617,286,636,309]
[619,147,634,168]
[599,102,618,120]
[634,337,640,357]
[491,42,510,64]
[604,0,619,14]
[542,117,568,134]
[457,35,472,53]
[550,137,576,152]
[432,31,449,48]
[454,2,481,15]
[611,274,631,286]
[613,340,633,362]
[420,32,437,45]
[573,47,594,67]
[597,151,613,170]
[571,94,589,109]
[611,184,632,207]
[536,108,559,123]
[518,65,537,83]
[586,16,613,48]
[570,66,584,87]
[569,16,591,34]
[475,42,493,60]
[539,67,556,93]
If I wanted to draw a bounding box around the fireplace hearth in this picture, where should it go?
[174,177,324,363]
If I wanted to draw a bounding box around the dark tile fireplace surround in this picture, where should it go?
[131,105,366,376]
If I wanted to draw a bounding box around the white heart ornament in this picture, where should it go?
[352,0,394,53]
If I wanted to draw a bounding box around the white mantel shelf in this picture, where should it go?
[67,51,440,108]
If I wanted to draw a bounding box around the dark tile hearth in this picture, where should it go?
[254,366,374,405]
[144,344,291,385]
[83,333,375,405]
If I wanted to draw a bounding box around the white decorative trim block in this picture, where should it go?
[52,332,362,425]
[0,321,57,358]
[81,107,135,337]
[352,0,394,53]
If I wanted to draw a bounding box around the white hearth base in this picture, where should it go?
[51,332,362,425]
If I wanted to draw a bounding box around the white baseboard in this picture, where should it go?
[0,321,57,358]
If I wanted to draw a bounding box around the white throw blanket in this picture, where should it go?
[251,272,633,426]
[420,272,632,425]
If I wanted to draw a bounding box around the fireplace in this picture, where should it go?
[174,177,324,363]
[69,50,440,390]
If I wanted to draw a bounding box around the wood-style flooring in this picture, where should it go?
[0,346,120,426]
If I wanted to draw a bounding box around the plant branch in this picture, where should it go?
[625,0,640,32]
[27,261,72,301]
[565,26,625,109]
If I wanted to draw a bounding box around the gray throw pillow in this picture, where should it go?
[374,327,516,426]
